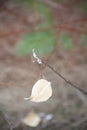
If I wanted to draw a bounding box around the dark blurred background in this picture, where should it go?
[0,0,87,130]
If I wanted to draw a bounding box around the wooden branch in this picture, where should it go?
[32,49,87,97]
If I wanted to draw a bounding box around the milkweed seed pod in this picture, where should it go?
[24,79,52,102]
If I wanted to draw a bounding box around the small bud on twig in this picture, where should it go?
[32,49,87,97]
[32,49,42,64]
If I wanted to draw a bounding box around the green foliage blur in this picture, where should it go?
[81,33,87,48]
[15,31,54,56]
[15,0,54,56]
[80,1,87,13]
[59,33,74,50]
[15,0,87,57]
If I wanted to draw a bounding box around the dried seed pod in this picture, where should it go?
[24,79,52,102]
[23,112,41,127]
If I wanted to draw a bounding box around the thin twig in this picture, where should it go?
[32,49,87,97]
[45,62,87,96]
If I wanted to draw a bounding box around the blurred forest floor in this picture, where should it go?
[0,0,87,130]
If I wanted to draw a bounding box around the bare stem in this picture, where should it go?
[45,62,87,96]
[32,49,87,97]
